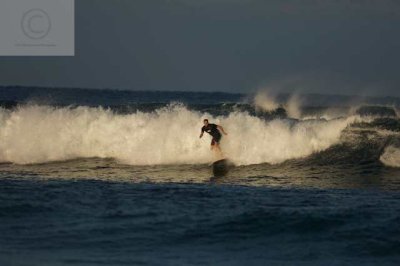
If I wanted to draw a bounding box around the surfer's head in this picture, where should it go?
[203,119,209,126]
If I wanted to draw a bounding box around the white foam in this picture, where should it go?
[380,145,400,167]
[0,105,357,165]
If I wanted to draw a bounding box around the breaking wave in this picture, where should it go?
[0,104,359,165]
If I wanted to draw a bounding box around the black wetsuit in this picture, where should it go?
[202,123,222,145]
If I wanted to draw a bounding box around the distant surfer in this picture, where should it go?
[199,119,228,157]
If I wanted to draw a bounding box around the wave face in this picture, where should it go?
[0,104,358,165]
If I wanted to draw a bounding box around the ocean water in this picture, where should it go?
[1,87,400,265]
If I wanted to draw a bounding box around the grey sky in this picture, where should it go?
[1,0,400,96]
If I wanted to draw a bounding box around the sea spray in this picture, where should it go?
[0,104,357,165]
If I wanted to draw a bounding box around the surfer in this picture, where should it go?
[199,119,228,156]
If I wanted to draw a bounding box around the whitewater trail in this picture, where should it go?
[0,104,359,165]
[380,145,400,167]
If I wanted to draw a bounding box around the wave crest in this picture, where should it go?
[0,104,357,165]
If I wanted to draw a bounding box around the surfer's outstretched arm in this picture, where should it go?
[199,131,204,138]
[217,125,228,135]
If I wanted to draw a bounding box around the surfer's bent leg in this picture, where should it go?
[210,135,221,149]
[211,135,223,157]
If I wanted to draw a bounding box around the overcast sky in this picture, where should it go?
[1,0,400,96]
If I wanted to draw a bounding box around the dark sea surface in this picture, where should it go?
[1,87,400,265]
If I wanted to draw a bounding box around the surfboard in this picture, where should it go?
[212,158,234,177]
